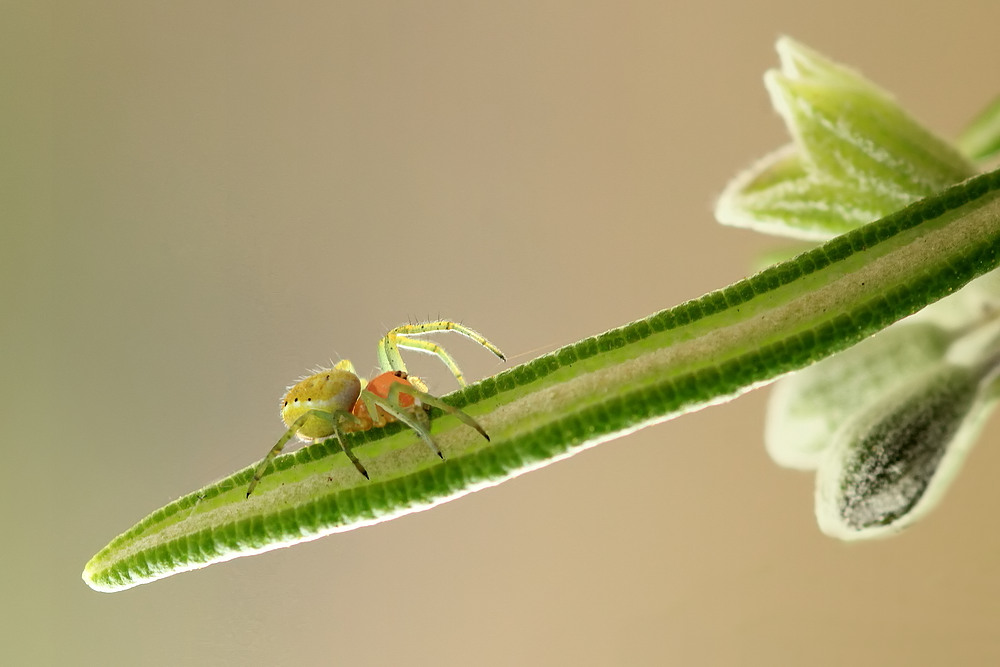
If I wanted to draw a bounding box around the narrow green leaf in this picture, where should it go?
[957,94,1000,163]
[84,169,1000,591]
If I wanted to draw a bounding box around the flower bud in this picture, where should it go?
[815,363,991,539]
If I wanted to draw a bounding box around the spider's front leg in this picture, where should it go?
[377,320,506,386]
[246,409,366,498]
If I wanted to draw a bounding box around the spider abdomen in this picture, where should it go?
[281,369,361,439]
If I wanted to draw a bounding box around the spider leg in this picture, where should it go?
[377,320,505,386]
[390,336,470,386]
[246,409,365,498]
[359,390,443,459]
[387,382,491,442]
[326,424,369,481]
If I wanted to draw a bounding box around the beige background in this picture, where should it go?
[6,2,1000,665]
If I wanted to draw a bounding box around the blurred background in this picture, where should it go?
[5,2,1000,665]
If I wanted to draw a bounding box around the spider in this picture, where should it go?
[245,321,505,498]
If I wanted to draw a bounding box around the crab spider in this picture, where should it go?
[246,321,505,498]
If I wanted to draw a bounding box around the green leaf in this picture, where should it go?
[957,94,1000,163]
[83,169,1000,591]
[717,145,910,240]
[815,360,996,540]
[717,37,975,240]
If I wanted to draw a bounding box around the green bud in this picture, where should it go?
[716,37,975,240]
[815,363,993,540]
